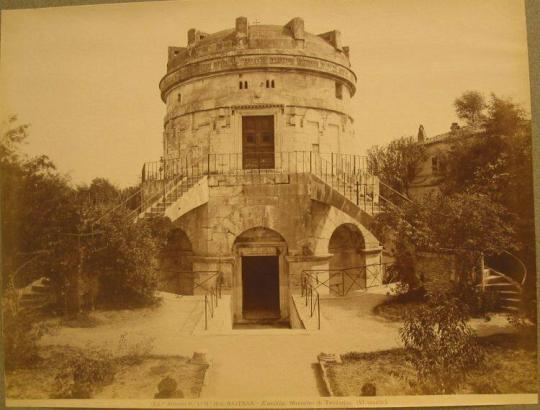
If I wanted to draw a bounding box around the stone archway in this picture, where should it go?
[232,227,289,324]
[159,228,194,294]
[328,223,366,294]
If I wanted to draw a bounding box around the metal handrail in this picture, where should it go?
[379,180,412,203]
[91,188,143,228]
[139,165,206,219]
[302,262,396,296]
[501,250,528,286]
[142,151,370,181]
[300,275,321,330]
[139,151,391,220]
[199,271,223,330]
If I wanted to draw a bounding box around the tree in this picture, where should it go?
[1,116,162,315]
[444,93,534,275]
[367,136,426,195]
[400,292,484,394]
[83,208,160,308]
[1,117,80,290]
[485,93,528,137]
[372,191,517,288]
[454,91,486,126]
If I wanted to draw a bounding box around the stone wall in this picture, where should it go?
[416,251,458,293]
[161,70,358,161]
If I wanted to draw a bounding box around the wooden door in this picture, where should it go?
[242,115,275,169]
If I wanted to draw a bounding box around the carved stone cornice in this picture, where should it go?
[159,53,357,101]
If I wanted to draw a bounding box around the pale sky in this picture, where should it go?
[0,0,532,187]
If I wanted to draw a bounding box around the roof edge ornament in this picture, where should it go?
[235,16,249,46]
[317,30,342,51]
[187,28,209,46]
[285,17,305,45]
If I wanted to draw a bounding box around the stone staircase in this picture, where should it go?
[483,267,522,312]
[17,277,54,316]
[140,174,206,220]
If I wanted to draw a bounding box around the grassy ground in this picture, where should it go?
[372,298,424,322]
[5,344,208,399]
[326,333,537,396]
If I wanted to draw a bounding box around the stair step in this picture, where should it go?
[20,293,48,301]
[484,282,518,288]
[31,285,50,293]
[500,299,521,306]
[19,298,47,307]
[485,275,509,282]
[500,306,519,311]
[18,306,46,316]
[501,296,521,301]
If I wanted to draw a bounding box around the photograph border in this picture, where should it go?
[0,0,539,408]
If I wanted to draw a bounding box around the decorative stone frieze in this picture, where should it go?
[160,53,356,101]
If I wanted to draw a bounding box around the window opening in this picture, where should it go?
[335,82,343,99]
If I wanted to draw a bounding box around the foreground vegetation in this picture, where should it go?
[5,343,207,399]
[327,333,537,396]
[369,91,535,300]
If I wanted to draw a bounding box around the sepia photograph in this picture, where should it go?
[0,0,538,407]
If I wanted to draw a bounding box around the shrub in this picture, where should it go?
[154,376,183,399]
[400,292,484,394]
[53,348,115,398]
[451,281,499,317]
[2,290,48,371]
[115,333,154,365]
[390,280,427,304]
[360,383,376,396]
[90,210,161,308]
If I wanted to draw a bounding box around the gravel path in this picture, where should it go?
[39,289,515,398]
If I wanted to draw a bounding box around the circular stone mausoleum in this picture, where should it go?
[140,17,385,326]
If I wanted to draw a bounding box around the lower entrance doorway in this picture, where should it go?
[242,255,280,320]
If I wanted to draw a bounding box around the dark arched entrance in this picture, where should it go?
[233,227,288,323]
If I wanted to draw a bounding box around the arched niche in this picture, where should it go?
[328,223,366,294]
[159,228,194,294]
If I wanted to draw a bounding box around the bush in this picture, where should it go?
[115,333,154,365]
[390,280,427,304]
[400,292,484,394]
[89,211,161,308]
[53,348,115,398]
[451,281,500,317]
[360,383,376,396]
[2,290,48,371]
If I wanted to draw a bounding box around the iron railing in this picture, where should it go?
[92,151,409,228]
[140,151,384,218]
[142,152,369,182]
[302,262,397,297]
[194,271,223,331]
[300,274,321,330]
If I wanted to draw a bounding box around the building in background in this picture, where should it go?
[408,123,482,199]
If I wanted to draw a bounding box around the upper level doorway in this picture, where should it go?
[242,115,275,169]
